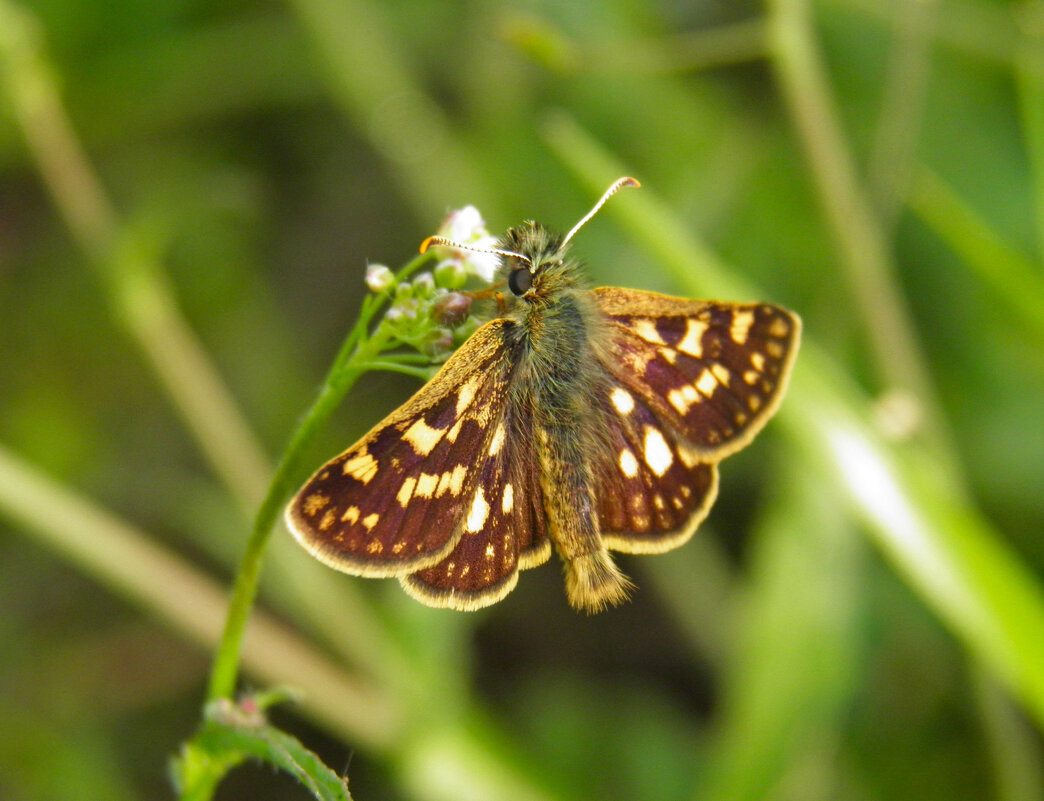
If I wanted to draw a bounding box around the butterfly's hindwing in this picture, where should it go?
[591,379,720,554]
[594,287,800,461]
[285,320,517,577]
[401,405,552,610]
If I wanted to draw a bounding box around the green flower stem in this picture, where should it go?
[357,361,439,381]
[206,255,430,702]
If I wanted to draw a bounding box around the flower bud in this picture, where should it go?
[412,271,435,297]
[365,263,395,293]
[434,258,468,290]
[432,291,473,327]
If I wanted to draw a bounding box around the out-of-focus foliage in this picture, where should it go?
[1,0,1043,799]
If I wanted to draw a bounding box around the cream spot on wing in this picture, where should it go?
[643,427,673,477]
[396,476,417,507]
[619,447,639,478]
[653,494,665,510]
[319,510,336,530]
[696,368,718,397]
[731,310,755,344]
[415,472,439,498]
[456,376,481,417]
[485,543,495,559]
[611,387,635,415]
[362,513,379,532]
[632,514,650,531]
[748,395,762,412]
[366,540,383,554]
[392,540,406,554]
[488,423,506,456]
[681,485,692,498]
[465,487,490,533]
[446,418,464,443]
[667,383,700,415]
[342,451,378,483]
[341,506,360,524]
[766,340,784,359]
[303,493,330,516]
[502,483,514,514]
[744,370,760,385]
[660,348,677,364]
[678,319,707,357]
[633,318,666,345]
[436,470,452,497]
[403,418,444,456]
[448,464,467,496]
[751,352,766,371]
[678,443,701,469]
[711,363,731,386]
[768,316,790,338]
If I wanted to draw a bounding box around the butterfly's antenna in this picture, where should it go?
[561,176,641,248]
[420,236,531,266]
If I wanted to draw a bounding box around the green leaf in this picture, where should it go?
[173,692,353,801]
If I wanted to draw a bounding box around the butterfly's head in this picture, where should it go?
[496,222,569,301]
[420,177,640,304]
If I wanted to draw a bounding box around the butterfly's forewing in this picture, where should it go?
[285,319,518,578]
[401,405,552,610]
[593,288,800,461]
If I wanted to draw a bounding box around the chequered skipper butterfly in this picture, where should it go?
[286,178,800,612]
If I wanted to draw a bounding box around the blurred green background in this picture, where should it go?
[2,0,1044,799]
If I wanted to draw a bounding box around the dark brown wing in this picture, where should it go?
[284,319,518,577]
[593,287,800,461]
[400,403,552,610]
[590,287,799,552]
[592,376,720,553]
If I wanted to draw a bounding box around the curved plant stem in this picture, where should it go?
[207,323,395,700]
[205,254,430,702]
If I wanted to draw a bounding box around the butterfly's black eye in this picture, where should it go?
[508,267,533,296]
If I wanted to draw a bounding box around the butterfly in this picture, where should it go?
[285,178,800,613]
